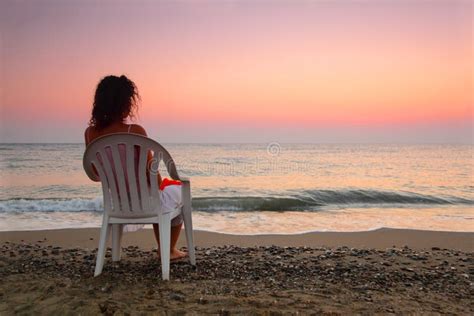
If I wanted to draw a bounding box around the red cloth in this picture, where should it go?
[159,178,182,191]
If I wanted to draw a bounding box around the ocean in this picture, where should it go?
[0,143,472,233]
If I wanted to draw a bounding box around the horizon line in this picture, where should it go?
[1,141,473,145]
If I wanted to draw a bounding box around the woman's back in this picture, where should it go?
[85,122,147,144]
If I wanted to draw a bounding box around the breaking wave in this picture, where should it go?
[0,189,472,213]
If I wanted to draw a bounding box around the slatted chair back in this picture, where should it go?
[83,133,179,218]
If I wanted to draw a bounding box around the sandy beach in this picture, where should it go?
[1,228,472,314]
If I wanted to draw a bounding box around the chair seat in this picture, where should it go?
[108,207,182,224]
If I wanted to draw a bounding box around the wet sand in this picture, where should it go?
[1,227,473,251]
[0,228,473,314]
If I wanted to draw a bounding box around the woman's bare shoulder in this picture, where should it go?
[84,126,94,145]
[129,124,147,136]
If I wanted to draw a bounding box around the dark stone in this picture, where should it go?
[170,292,185,301]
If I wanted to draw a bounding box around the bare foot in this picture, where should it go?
[156,248,188,261]
[170,248,187,260]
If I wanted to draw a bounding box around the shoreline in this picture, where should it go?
[1,227,472,251]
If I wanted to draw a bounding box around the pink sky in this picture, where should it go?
[0,0,472,143]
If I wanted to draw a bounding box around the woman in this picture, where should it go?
[84,74,186,260]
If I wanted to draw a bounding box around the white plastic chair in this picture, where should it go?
[83,133,196,280]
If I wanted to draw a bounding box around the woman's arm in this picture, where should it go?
[84,127,101,182]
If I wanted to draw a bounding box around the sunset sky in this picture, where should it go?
[0,0,472,143]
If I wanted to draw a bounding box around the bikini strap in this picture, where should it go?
[128,124,132,133]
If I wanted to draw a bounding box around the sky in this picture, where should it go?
[0,0,472,143]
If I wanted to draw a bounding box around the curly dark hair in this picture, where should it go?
[89,75,140,129]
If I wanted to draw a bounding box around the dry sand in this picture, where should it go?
[1,228,473,314]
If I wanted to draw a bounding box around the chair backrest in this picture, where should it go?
[83,133,180,218]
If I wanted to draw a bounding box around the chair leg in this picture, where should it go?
[183,206,196,266]
[181,182,196,266]
[94,219,111,277]
[159,213,172,280]
[112,224,123,262]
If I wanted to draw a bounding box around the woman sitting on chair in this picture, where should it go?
[84,74,187,260]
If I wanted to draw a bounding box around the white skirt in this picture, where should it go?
[123,184,183,233]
